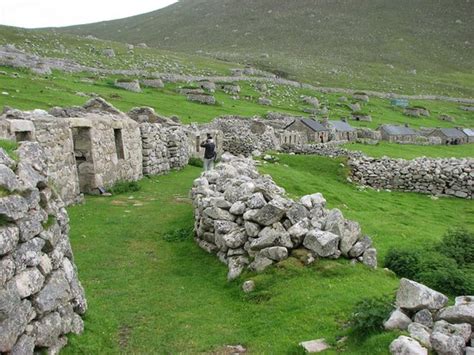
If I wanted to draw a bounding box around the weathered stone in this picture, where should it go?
[286,203,308,224]
[362,248,377,268]
[303,230,339,257]
[0,225,19,255]
[222,228,247,249]
[433,320,472,343]
[396,278,448,311]
[15,268,45,298]
[10,334,35,355]
[247,192,266,209]
[251,223,291,250]
[214,220,238,235]
[227,256,249,281]
[408,322,432,349]
[13,237,45,270]
[0,300,32,352]
[339,220,362,256]
[242,280,255,293]
[244,221,260,238]
[0,195,28,221]
[287,219,309,246]
[248,255,273,272]
[348,236,372,258]
[251,202,286,226]
[33,270,71,314]
[414,309,433,327]
[204,207,236,221]
[384,308,412,330]
[437,303,474,325]
[430,330,465,355]
[229,201,247,215]
[0,256,15,287]
[324,209,345,236]
[389,336,428,355]
[259,246,288,261]
[34,311,62,347]
[17,209,45,242]
[0,164,20,191]
[299,339,330,353]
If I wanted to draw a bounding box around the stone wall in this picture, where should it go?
[191,153,377,281]
[349,156,473,199]
[0,142,87,354]
[140,123,171,176]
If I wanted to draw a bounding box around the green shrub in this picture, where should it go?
[188,157,203,168]
[416,252,473,295]
[108,181,141,194]
[437,228,474,267]
[347,296,394,337]
[384,249,420,280]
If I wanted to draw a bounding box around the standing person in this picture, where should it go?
[200,133,216,171]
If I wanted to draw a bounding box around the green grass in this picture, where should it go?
[64,156,472,353]
[0,139,19,161]
[344,142,474,159]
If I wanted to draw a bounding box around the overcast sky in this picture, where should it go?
[0,0,178,29]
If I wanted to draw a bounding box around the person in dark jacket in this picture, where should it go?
[200,133,216,171]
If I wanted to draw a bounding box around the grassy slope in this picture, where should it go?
[60,0,474,97]
[65,157,472,353]
[344,142,474,159]
[1,66,473,131]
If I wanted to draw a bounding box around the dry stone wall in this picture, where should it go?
[0,142,87,354]
[191,153,377,281]
[349,156,473,199]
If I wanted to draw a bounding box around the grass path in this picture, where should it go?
[64,158,472,353]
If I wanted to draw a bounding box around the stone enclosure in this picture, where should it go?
[0,142,87,354]
[191,153,377,281]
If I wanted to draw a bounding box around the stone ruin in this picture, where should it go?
[387,279,473,355]
[0,142,87,354]
[191,153,377,281]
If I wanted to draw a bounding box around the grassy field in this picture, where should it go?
[344,142,474,159]
[60,0,474,97]
[64,155,473,353]
[1,65,473,130]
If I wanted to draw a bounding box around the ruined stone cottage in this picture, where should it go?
[284,118,329,144]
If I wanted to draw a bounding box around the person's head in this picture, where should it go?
[206,133,212,140]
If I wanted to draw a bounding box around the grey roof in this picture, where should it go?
[380,125,417,136]
[328,120,356,132]
[437,128,467,138]
[287,118,329,132]
[462,128,474,137]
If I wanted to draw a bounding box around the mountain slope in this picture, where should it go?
[60,0,474,96]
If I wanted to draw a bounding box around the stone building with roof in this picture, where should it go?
[378,124,418,143]
[427,128,468,145]
[284,117,330,143]
[326,119,358,142]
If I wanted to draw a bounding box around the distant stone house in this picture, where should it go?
[326,120,358,142]
[285,118,330,143]
[378,124,418,143]
[427,128,468,145]
[461,128,474,143]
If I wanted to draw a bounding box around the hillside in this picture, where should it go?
[59,0,474,97]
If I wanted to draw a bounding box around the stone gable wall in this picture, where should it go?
[0,142,87,354]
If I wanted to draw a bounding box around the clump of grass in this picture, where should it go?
[0,139,19,161]
[42,215,57,229]
[162,226,193,242]
[109,180,141,194]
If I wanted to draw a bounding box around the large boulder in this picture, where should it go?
[303,230,339,257]
[384,308,412,330]
[389,336,428,355]
[251,201,286,226]
[396,279,448,311]
[437,302,474,325]
[408,323,432,349]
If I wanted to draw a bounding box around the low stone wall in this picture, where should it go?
[0,142,87,354]
[191,153,377,281]
[349,156,473,199]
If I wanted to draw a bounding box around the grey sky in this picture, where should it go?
[0,0,178,29]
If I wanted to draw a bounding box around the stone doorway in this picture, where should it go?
[72,127,96,194]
